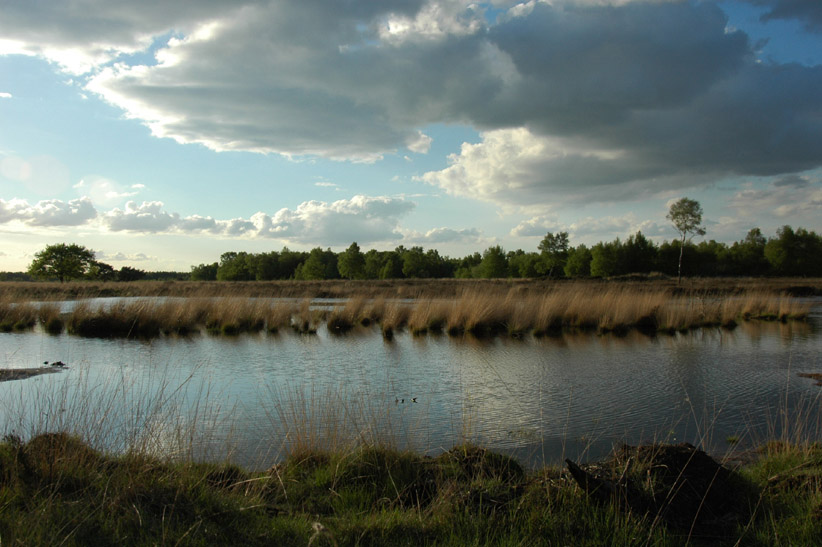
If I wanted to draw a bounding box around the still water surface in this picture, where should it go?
[1,301,821,469]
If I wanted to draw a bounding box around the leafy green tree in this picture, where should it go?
[508,250,542,278]
[666,198,706,283]
[728,228,768,275]
[28,243,96,282]
[337,242,365,279]
[538,231,570,277]
[401,247,429,278]
[216,252,254,281]
[564,245,592,278]
[190,262,218,281]
[765,226,822,276]
[620,232,657,274]
[117,266,146,282]
[478,245,508,278]
[590,241,620,278]
[87,260,116,281]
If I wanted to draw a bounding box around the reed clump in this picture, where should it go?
[326,296,366,334]
[380,301,410,339]
[292,299,324,334]
[4,283,813,340]
[0,299,39,332]
[406,298,451,335]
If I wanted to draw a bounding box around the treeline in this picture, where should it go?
[190,225,822,281]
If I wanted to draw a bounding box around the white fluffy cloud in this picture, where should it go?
[403,226,483,244]
[0,194,418,246]
[0,197,97,226]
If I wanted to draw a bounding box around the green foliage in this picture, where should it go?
[190,262,218,281]
[87,260,116,281]
[337,242,366,279]
[28,243,97,282]
[765,225,822,276]
[539,231,570,277]
[295,248,339,280]
[667,197,706,282]
[478,245,509,278]
[564,244,592,277]
[117,266,146,282]
[590,241,620,278]
[3,434,818,546]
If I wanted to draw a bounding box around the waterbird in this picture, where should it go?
[412,397,417,403]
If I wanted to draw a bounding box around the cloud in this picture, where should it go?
[255,195,415,244]
[0,92,11,99]
[747,0,822,32]
[0,197,97,226]
[728,177,822,220]
[96,251,152,262]
[406,131,433,154]
[74,175,142,206]
[510,215,562,237]
[104,201,180,232]
[3,0,822,204]
[404,226,482,244]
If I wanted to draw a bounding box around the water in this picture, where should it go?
[1,301,820,469]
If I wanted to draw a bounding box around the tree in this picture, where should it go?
[337,242,365,279]
[28,243,96,282]
[564,245,592,278]
[538,231,570,277]
[117,266,146,282]
[666,198,706,283]
[764,226,822,276]
[478,245,508,278]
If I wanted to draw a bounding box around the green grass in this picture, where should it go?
[1,433,821,545]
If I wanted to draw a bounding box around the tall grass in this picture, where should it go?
[0,284,812,340]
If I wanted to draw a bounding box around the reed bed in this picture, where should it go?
[2,276,821,303]
[0,283,812,340]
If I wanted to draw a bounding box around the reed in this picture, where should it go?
[406,298,450,335]
[1,281,813,340]
[380,300,410,338]
[326,295,366,334]
[0,299,39,332]
[3,276,820,303]
[292,298,323,334]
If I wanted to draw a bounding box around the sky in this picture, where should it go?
[1,0,821,272]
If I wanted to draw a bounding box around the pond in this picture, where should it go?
[1,299,821,470]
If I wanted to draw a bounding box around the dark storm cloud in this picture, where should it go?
[4,0,822,207]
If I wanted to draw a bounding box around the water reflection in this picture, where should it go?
[0,307,820,470]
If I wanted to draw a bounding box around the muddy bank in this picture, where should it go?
[0,367,63,382]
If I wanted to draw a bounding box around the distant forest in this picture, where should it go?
[2,225,819,283]
[189,225,821,281]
